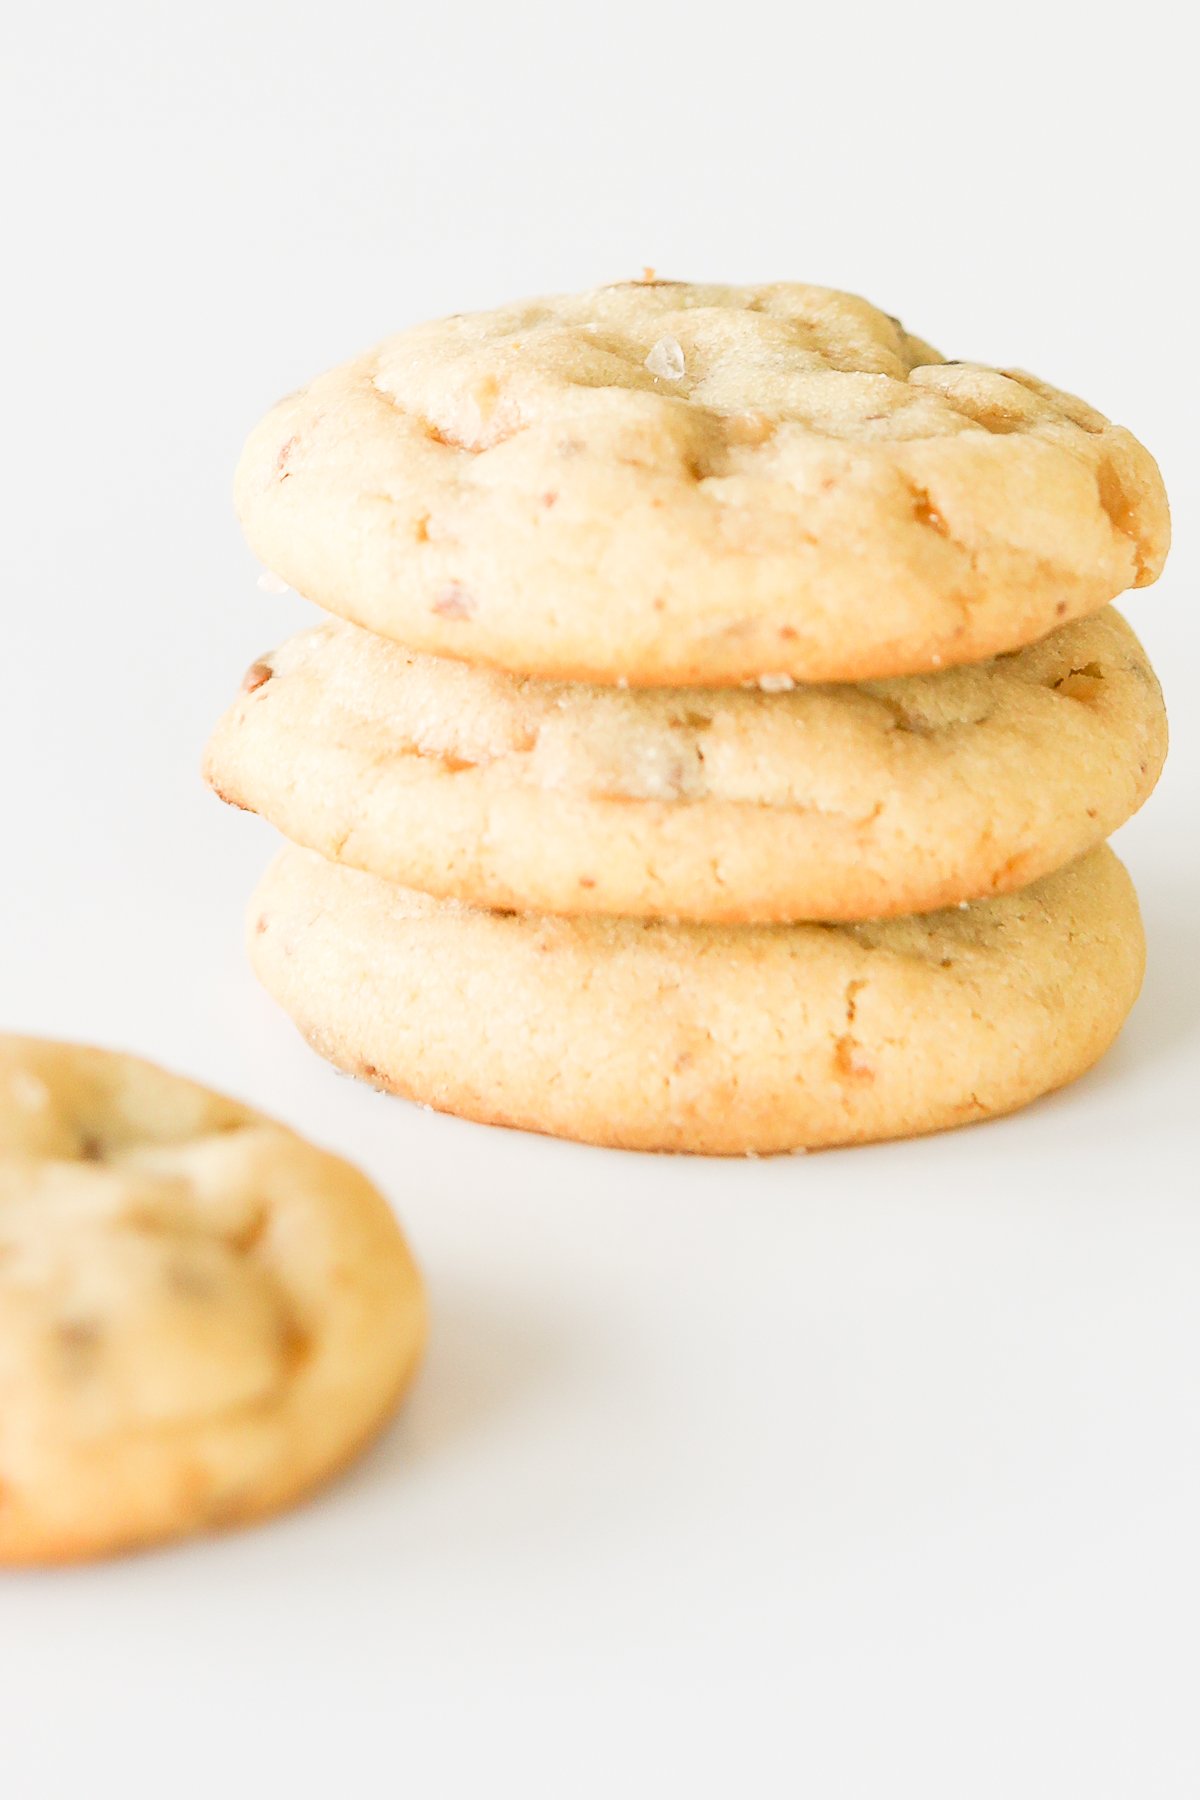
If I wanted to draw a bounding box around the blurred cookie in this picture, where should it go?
[235,281,1168,685]
[248,845,1144,1155]
[0,1039,425,1563]
[206,607,1165,923]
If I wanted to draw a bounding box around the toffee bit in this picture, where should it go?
[242,660,274,694]
[725,410,774,447]
[432,583,477,620]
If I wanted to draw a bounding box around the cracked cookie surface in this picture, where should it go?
[248,845,1144,1155]
[235,281,1169,685]
[206,607,1165,923]
[0,1039,425,1563]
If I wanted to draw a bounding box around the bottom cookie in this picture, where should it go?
[249,845,1144,1155]
[0,1038,426,1563]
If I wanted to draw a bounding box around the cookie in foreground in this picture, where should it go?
[235,280,1168,685]
[207,606,1165,924]
[0,1039,425,1563]
[248,845,1144,1155]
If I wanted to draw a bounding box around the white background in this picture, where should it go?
[2,3,1197,1794]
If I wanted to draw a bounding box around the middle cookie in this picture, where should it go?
[205,606,1165,924]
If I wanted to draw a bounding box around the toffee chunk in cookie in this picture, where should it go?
[235,281,1169,685]
[0,1039,425,1563]
[248,845,1144,1156]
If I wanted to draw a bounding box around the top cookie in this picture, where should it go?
[235,281,1169,685]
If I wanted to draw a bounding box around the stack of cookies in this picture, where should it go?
[206,281,1170,1154]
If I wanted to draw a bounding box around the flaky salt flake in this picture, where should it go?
[257,569,290,594]
[958,900,971,911]
[645,335,685,382]
[756,672,795,693]
[616,675,630,690]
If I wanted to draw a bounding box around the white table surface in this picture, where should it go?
[3,3,1197,1793]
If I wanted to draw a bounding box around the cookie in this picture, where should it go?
[0,1039,425,1563]
[248,845,1144,1155]
[234,281,1169,686]
[206,607,1165,924]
